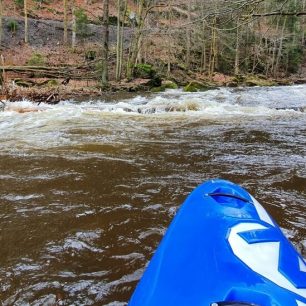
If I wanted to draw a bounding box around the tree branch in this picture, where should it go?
[252,11,306,17]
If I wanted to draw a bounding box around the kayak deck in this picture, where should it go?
[129,179,306,306]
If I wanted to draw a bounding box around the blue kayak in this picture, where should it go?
[129,179,306,306]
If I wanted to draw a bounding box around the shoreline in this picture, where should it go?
[1,74,306,104]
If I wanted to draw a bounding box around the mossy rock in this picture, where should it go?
[184,81,215,92]
[244,76,277,87]
[151,86,166,93]
[47,79,59,87]
[151,80,178,92]
[27,52,46,66]
[162,80,178,89]
[276,79,293,86]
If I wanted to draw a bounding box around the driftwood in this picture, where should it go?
[0,63,99,80]
[6,87,61,104]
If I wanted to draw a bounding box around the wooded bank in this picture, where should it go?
[0,0,306,102]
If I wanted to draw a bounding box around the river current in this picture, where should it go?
[0,85,305,305]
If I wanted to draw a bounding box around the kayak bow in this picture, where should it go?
[129,179,306,306]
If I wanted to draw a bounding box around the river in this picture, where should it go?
[0,85,305,305]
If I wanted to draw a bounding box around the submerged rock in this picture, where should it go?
[0,101,5,111]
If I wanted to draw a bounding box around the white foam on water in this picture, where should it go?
[0,86,305,154]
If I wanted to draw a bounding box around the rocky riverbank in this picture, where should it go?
[1,72,305,105]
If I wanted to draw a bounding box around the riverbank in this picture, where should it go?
[1,72,306,104]
[1,11,306,104]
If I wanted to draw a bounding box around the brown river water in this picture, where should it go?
[0,86,305,305]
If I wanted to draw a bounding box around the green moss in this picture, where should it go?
[27,53,46,66]
[286,45,303,74]
[134,64,155,79]
[7,20,18,33]
[184,84,197,92]
[47,79,59,87]
[151,86,166,93]
[14,0,23,8]
[85,50,96,61]
[244,76,276,87]
[74,7,89,38]
[151,80,178,92]
[184,81,215,92]
[163,80,178,89]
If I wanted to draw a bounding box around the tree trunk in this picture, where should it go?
[0,55,6,93]
[63,0,68,44]
[234,20,240,75]
[72,3,76,48]
[24,0,28,44]
[119,0,127,79]
[167,0,173,76]
[126,0,146,79]
[252,18,262,74]
[209,18,217,79]
[0,0,2,45]
[115,0,121,81]
[274,16,287,77]
[270,16,280,76]
[185,2,191,70]
[101,0,109,86]
[200,21,206,73]
[116,0,127,80]
[302,0,306,46]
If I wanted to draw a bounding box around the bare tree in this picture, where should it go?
[126,0,148,79]
[234,19,240,75]
[0,0,3,45]
[0,0,2,45]
[101,0,109,86]
[185,2,191,69]
[116,0,122,81]
[72,2,76,48]
[64,0,68,44]
[24,0,28,43]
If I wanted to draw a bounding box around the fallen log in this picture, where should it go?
[0,65,97,80]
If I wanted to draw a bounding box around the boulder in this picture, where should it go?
[183,81,216,92]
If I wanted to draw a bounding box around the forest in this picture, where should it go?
[0,0,306,99]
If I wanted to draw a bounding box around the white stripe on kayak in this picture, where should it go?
[299,258,306,273]
[251,195,275,226]
[228,222,306,299]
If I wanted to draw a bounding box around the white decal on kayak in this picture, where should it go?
[297,301,306,306]
[251,195,275,226]
[300,258,306,273]
[228,223,306,298]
